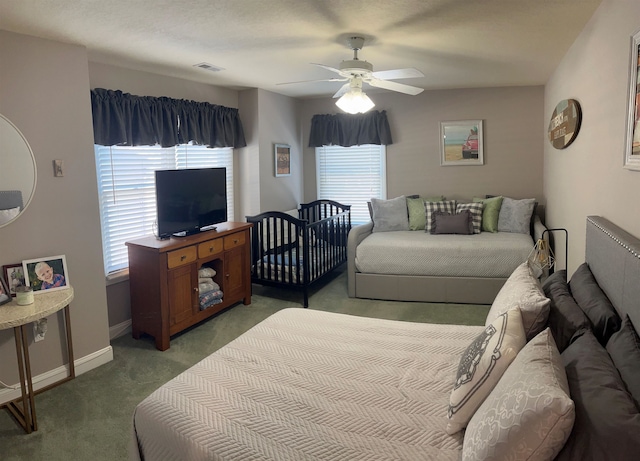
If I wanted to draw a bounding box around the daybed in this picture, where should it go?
[348,195,546,304]
[246,200,351,307]
[131,216,640,461]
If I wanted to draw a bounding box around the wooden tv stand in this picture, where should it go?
[126,222,252,351]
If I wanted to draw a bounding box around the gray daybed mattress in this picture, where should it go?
[132,308,481,460]
[355,231,533,278]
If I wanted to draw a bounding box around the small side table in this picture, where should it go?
[0,286,75,433]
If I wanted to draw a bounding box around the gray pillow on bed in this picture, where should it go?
[542,270,591,352]
[556,330,640,461]
[370,196,409,232]
[497,197,536,234]
[433,210,473,235]
[606,315,640,410]
[569,263,621,345]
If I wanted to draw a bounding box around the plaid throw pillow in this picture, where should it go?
[457,202,484,234]
[424,200,457,233]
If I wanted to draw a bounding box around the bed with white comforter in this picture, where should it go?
[132,308,479,460]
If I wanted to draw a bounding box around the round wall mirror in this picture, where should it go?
[0,114,37,228]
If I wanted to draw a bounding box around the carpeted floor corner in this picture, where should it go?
[0,267,489,460]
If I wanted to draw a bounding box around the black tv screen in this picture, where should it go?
[155,168,227,238]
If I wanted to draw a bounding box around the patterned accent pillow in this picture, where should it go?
[497,197,536,234]
[424,200,456,233]
[456,202,484,234]
[463,328,575,461]
[485,262,551,340]
[446,307,526,435]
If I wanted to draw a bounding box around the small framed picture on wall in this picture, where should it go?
[275,143,291,177]
[624,29,640,170]
[440,120,484,166]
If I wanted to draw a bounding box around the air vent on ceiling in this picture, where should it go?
[193,62,225,72]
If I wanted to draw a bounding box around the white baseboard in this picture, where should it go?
[109,319,132,340]
[0,345,113,405]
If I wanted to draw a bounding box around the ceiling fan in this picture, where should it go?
[279,36,425,113]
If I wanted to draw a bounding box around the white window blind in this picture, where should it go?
[95,144,233,275]
[316,144,386,225]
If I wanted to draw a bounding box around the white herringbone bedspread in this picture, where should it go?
[132,309,482,461]
[355,231,533,278]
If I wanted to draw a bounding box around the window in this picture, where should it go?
[316,144,386,224]
[95,144,234,275]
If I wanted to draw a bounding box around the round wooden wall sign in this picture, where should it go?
[548,99,582,149]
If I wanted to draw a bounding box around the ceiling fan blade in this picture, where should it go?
[333,83,352,99]
[311,63,343,75]
[367,78,424,95]
[371,68,425,80]
[276,77,346,86]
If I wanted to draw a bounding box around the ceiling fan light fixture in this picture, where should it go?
[335,88,375,114]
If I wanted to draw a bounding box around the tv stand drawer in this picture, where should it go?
[198,238,223,258]
[167,246,197,269]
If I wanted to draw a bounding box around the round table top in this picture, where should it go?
[0,286,74,330]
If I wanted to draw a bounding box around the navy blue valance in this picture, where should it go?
[308,110,393,147]
[90,88,246,148]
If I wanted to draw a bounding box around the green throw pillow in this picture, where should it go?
[473,196,503,232]
[407,196,445,230]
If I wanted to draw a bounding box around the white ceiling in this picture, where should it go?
[0,0,602,99]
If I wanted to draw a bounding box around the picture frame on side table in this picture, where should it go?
[0,276,10,306]
[275,143,291,177]
[3,263,26,297]
[440,120,484,166]
[22,254,70,294]
[625,29,640,170]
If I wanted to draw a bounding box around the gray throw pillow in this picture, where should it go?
[433,210,473,235]
[370,196,409,232]
[497,197,536,234]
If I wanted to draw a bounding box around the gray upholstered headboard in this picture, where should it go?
[0,190,24,211]
[586,216,640,328]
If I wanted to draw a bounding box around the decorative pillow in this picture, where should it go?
[446,307,526,435]
[606,315,640,410]
[473,196,502,232]
[0,206,20,225]
[569,262,621,345]
[542,270,591,352]
[456,202,483,234]
[556,330,640,460]
[424,200,456,233]
[485,262,551,340]
[406,196,445,230]
[433,210,472,235]
[463,329,574,461]
[370,196,409,233]
[497,197,536,234]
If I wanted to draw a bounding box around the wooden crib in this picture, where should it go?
[246,200,351,307]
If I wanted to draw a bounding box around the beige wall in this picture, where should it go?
[544,0,640,275]
[0,31,111,390]
[300,86,545,205]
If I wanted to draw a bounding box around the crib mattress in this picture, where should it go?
[355,231,533,278]
[131,308,481,461]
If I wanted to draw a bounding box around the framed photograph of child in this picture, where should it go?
[3,263,26,297]
[22,255,70,294]
[0,276,10,306]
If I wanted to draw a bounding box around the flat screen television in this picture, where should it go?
[155,167,227,239]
